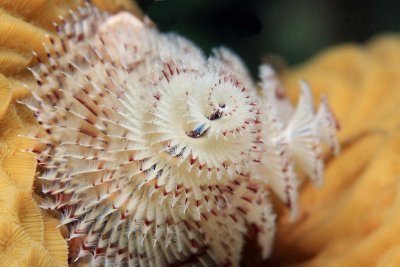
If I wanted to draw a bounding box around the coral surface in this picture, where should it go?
[0,1,140,267]
[22,3,337,266]
[267,34,400,267]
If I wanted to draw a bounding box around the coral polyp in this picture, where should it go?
[22,2,338,266]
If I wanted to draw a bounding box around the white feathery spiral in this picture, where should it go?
[22,2,339,267]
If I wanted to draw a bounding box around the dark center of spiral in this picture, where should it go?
[208,104,225,121]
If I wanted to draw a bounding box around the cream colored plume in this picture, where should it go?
[22,2,338,266]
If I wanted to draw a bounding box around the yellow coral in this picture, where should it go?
[268,35,400,267]
[0,1,141,266]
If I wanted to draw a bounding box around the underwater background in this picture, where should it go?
[138,0,400,75]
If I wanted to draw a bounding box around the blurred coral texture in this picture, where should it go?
[0,0,399,267]
[269,35,400,267]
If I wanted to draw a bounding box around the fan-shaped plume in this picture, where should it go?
[23,2,339,266]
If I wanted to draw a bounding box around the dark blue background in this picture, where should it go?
[138,0,400,76]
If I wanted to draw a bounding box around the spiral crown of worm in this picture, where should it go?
[22,3,339,266]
